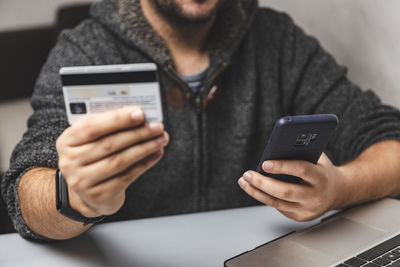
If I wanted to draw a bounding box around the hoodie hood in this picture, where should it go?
[89,0,258,69]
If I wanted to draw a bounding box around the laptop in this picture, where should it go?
[225,198,400,267]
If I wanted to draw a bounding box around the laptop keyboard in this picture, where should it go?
[336,234,400,266]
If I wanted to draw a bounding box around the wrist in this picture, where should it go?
[332,165,358,210]
[55,169,106,226]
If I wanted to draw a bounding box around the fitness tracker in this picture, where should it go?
[55,169,105,226]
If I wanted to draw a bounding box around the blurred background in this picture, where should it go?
[0,0,399,233]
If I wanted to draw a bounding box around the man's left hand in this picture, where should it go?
[238,153,347,222]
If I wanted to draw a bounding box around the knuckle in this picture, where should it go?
[109,155,126,170]
[136,127,153,142]
[251,175,262,187]
[111,111,125,125]
[297,164,309,176]
[279,188,291,199]
[319,174,328,185]
[131,144,145,156]
[85,128,98,141]
[101,138,114,153]
[139,141,159,155]
[82,120,99,140]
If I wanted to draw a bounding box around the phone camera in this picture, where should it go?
[295,133,311,146]
[70,102,87,114]
[310,133,318,141]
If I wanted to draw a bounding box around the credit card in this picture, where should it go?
[60,63,163,125]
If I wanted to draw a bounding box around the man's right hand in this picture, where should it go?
[56,107,169,218]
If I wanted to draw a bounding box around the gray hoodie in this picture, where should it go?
[2,0,400,241]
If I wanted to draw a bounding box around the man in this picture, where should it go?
[1,0,400,241]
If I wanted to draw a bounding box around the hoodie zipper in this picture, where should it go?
[197,61,228,112]
[203,61,228,97]
[167,62,228,211]
[196,61,228,210]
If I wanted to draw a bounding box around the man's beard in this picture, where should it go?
[150,0,224,24]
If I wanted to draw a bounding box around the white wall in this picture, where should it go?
[260,0,400,108]
[0,0,95,31]
[0,99,33,173]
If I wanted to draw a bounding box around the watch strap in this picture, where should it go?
[55,169,105,226]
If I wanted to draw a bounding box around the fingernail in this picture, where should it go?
[131,109,143,122]
[238,178,247,188]
[157,135,167,145]
[263,161,273,171]
[243,172,252,182]
[149,122,163,133]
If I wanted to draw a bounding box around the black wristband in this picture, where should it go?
[55,169,105,226]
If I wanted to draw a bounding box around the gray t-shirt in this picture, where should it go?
[181,68,209,96]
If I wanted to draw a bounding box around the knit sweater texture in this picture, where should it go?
[2,0,400,241]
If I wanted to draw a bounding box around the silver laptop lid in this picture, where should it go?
[225,198,400,267]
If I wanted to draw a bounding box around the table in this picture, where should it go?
[0,205,335,267]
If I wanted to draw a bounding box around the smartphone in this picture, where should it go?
[60,63,163,125]
[256,114,339,183]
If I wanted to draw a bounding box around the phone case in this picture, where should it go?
[256,114,339,183]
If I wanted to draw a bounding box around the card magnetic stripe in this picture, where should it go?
[61,71,157,86]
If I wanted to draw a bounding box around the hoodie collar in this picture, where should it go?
[90,0,258,70]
